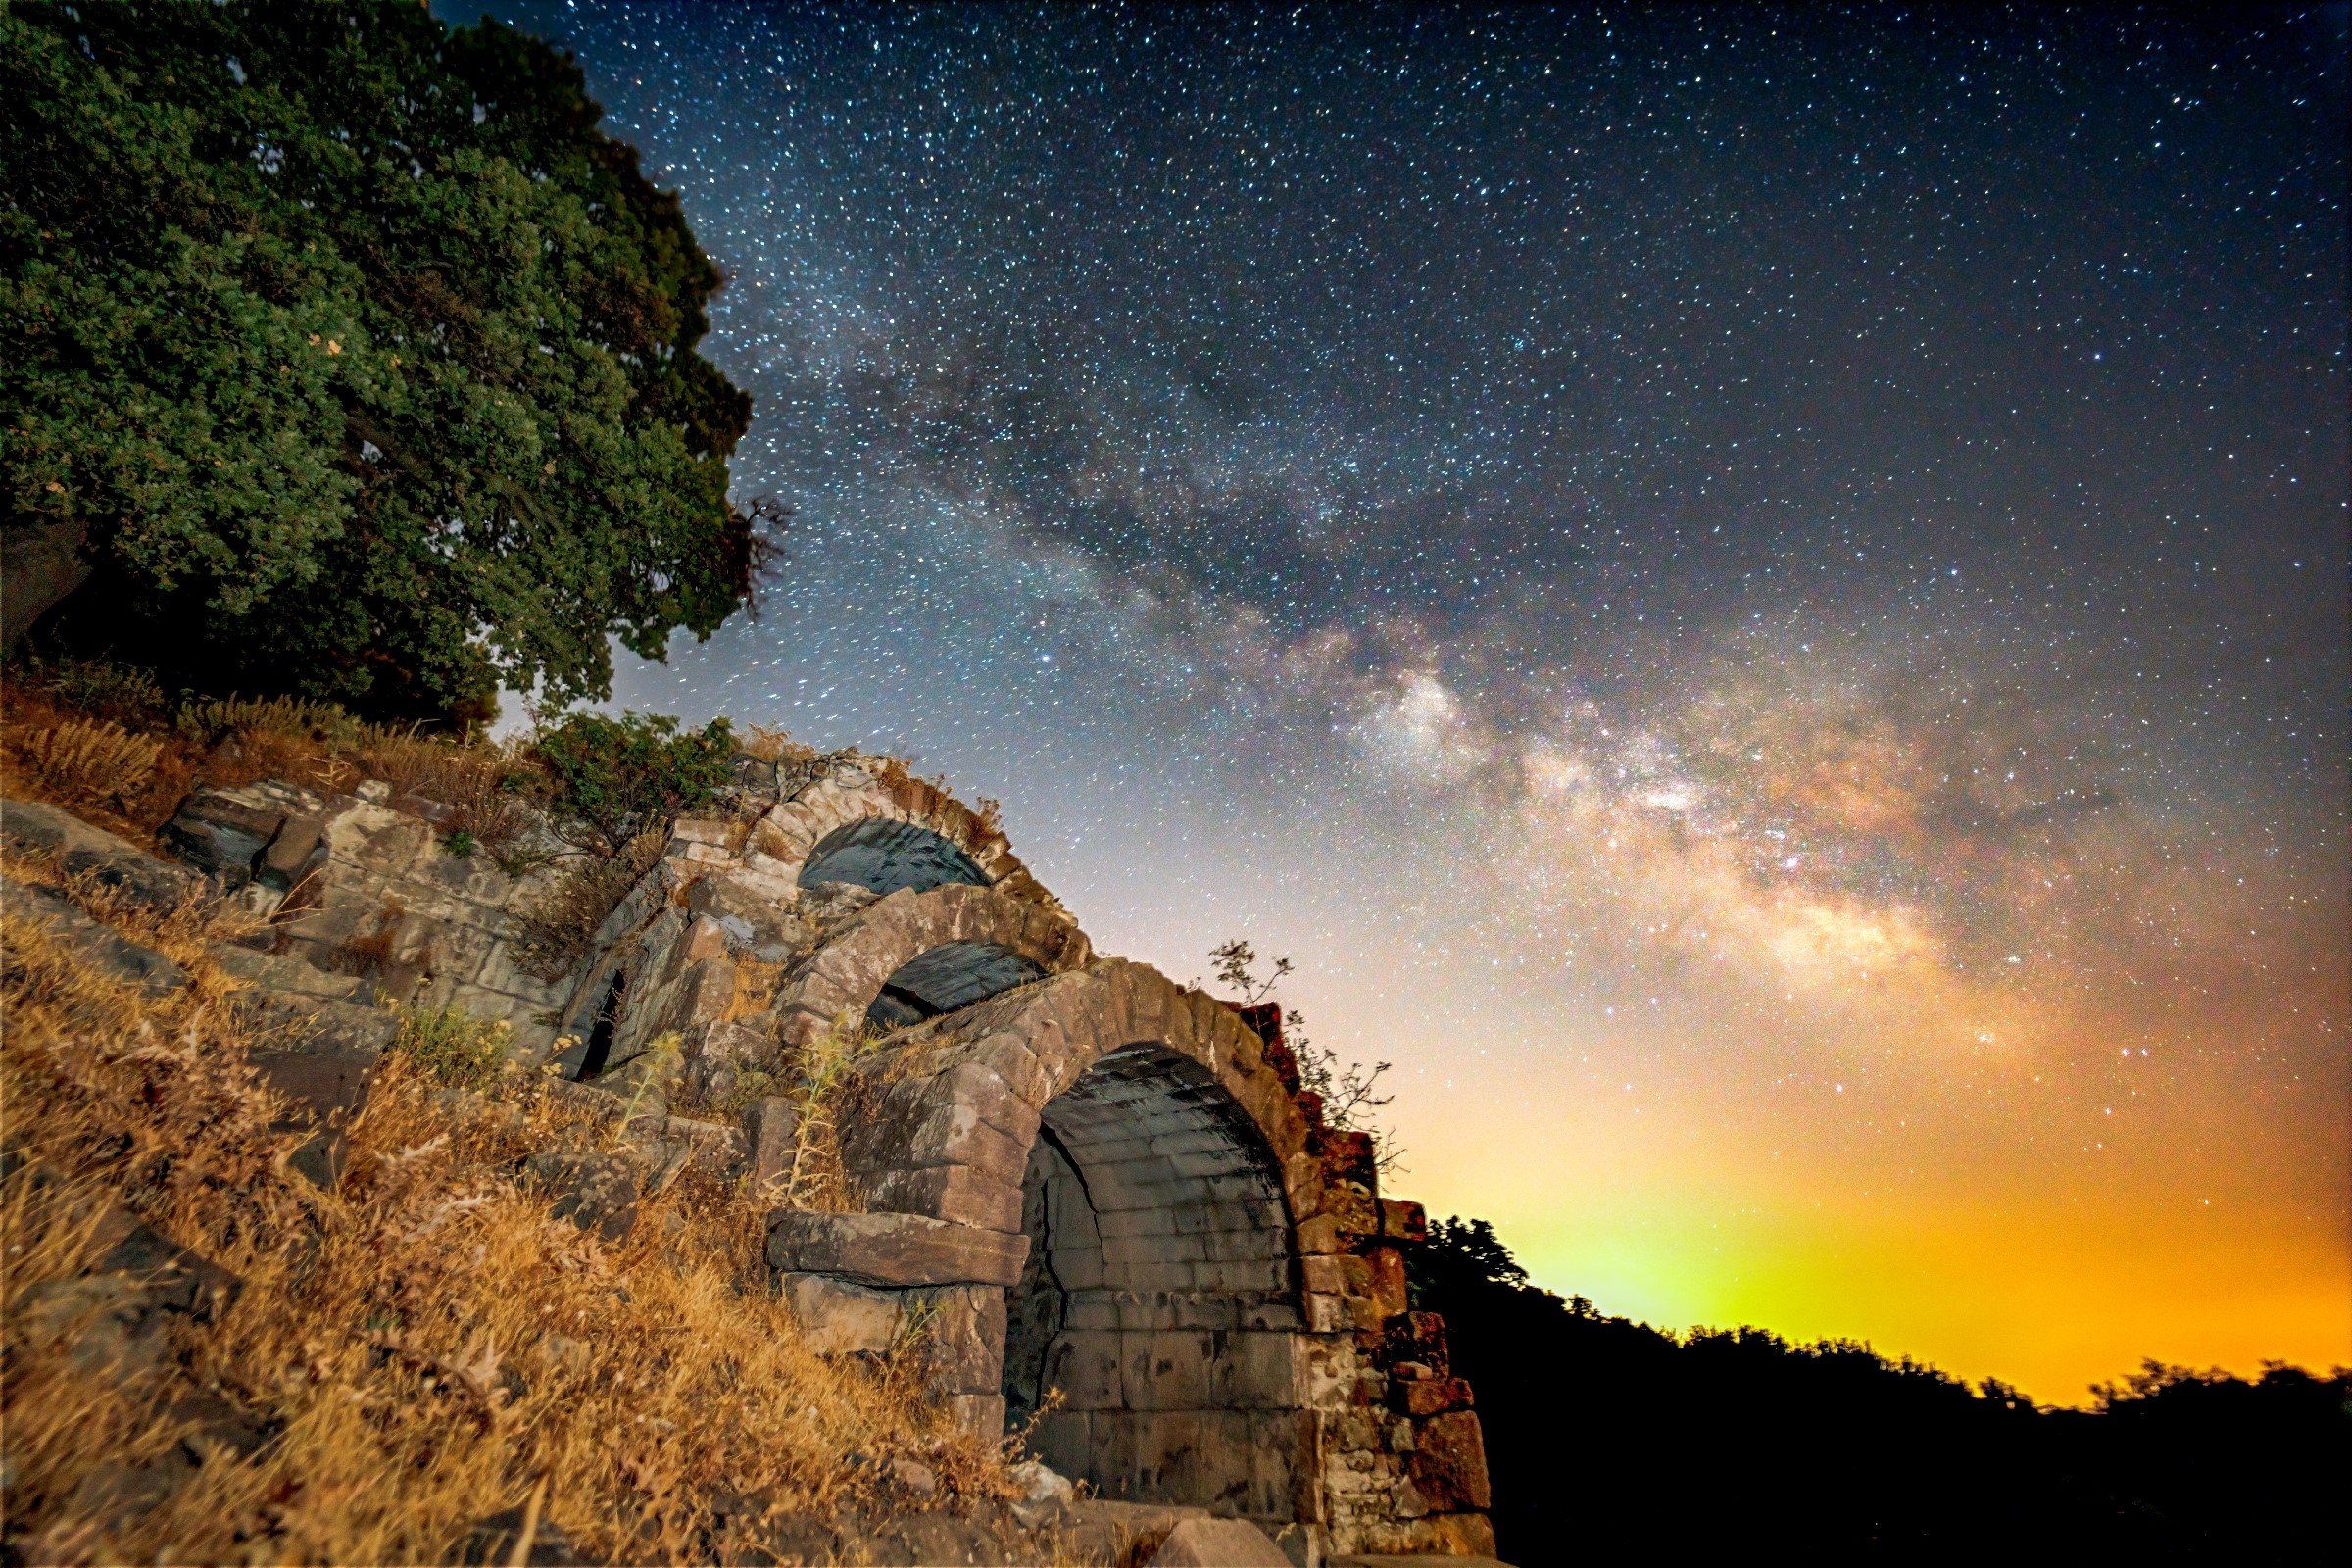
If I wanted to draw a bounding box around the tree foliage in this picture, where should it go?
[2,1,758,722]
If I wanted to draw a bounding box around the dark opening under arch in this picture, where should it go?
[798,818,992,897]
[865,940,1047,1032]
[1004,1044,1304,1523]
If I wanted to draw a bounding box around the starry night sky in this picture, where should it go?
[489,3,2347,1399]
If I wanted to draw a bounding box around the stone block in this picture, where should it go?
[1147,1517,1292,1567]
[912,1281,1007,1393]
[471,940,565,1005]
[947,1392,1005,1440]
[283,1128,349,1190]
[1210,1331,1307,1410]
[740,1097,800,1201]
[1389,1376,1474,1418]
[160,789,282,882]
[259,813,327,888]
[1318,1179,1382,1239]
[1378,1197,1428,1243]
[81,1207,242,1319]
[418,918,499,989]
[862,1163,1025,1232]
[1044,1328,1128,1408]
[683,913,730,963]
[1,798,203,909]
[247,1046,378,1125]
[765,1208,1028,1287]
[326,802,436,878]
[524,1152,641,1243]
[1406,1411,1491,1512]
[1303,1292,1353,1335]
[1293,1215,1345,1256]
[778,1271,905,1354]
[1365,1246,1409,1320]
[1302,1254,1373,1298]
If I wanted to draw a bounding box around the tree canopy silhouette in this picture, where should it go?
[1408,1214,2347,1557]
[3,1,758,722]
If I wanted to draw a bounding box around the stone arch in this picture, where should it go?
[779,961,1332,1526]
[750,761,1063,911]
[769,882,1093,1054]
[765,957,1496,1558]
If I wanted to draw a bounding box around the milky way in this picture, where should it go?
[490,3,2346,1397]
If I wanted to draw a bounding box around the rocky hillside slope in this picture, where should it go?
[0,681,1504,1567]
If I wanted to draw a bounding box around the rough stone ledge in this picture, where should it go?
[1,797,206,909]
[2,875,187,997]
[765,1207,1030,1288]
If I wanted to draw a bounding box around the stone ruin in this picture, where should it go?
[135,751,1498,1562]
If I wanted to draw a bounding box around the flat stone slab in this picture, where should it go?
[2,876,187,997]
[1,798,204,908]
[226,992,399,1057]
[765,1207,1029,1288]
[211,944,367,1004]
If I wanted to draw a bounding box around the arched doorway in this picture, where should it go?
[775,956,1496,1559]
[1004,1045,1305,1520]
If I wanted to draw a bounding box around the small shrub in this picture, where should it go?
[442,828,478,858]
[533,710,735,856]
[21,717,164,806]
[510,828,667,982]
[393,1003,511,1091]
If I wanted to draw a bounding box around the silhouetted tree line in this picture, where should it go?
[1407,1217,2347,1557]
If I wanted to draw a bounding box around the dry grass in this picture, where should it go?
[779,1015,887,1214]
[2,666,534,861]
[509,828,668,984]
[351,731,547,873]
[1,889,1028,1565]
[20,717,167,808]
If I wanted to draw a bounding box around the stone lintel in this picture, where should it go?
[765,1206,1028,1287]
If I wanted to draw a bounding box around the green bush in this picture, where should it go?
[393,1003,510,1091]
[533,710,734,856]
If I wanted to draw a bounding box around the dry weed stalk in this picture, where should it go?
[20,717,164,807]
[1,895,1021,1565]
[781,1014,881,1213]
[508,827,667,983]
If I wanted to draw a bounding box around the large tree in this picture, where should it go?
[1,1,757,722]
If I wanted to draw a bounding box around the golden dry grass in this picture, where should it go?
[1,883,1029,1565]
[0,669,527,855]
[19,717,166,808]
